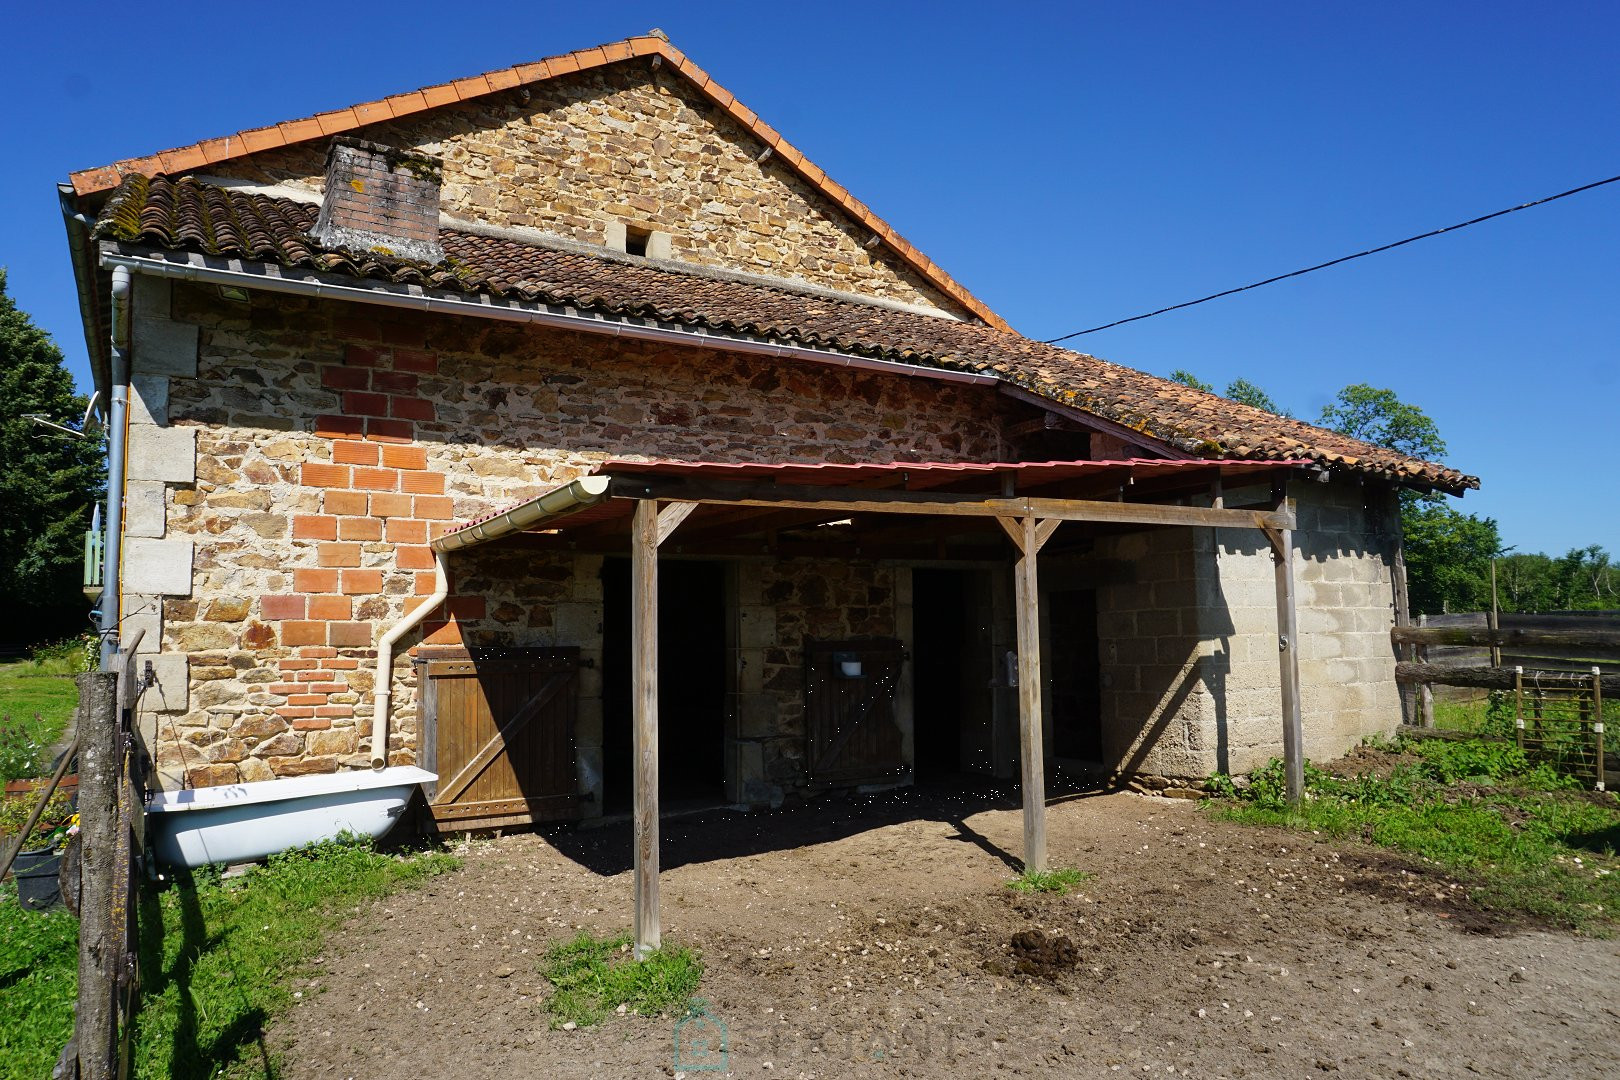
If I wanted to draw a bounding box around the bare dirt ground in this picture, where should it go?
[271,784,1620,1079]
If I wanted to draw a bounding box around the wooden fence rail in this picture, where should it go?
[1391,612,1618,790]
[1394,662,1620,693]
[1390,625,1620,651]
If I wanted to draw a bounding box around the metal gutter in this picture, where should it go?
[432,475,612,553]
[97,248,1000,389]
[59,186,110,401]
[99,266,131,670]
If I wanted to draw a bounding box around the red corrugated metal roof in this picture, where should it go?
[596,457,1305,487]
[440,457,1309,544]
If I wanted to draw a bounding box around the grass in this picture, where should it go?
[539,931,704,1029]
[1005,867,1091,895]
[0,640,93,781]
[1206,736,1620,932]
[0,885,79,1079]
[0,836,459,1080]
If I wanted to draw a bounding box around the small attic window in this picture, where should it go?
[624,225,652,258]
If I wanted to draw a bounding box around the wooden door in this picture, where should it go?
[804,639,906,786]
[418,647,581,831]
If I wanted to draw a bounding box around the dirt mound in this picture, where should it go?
[1007,928,1078,978]
[1320,743,1422,779]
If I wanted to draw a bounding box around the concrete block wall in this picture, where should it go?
[1209,482,1402,771]
[1091,481,1402,783]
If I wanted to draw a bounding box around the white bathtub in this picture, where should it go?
[145,766,436,868]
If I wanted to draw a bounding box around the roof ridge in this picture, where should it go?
[65,34,1011,332]
[92,172,1478,493]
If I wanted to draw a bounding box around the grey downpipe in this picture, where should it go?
[100,266,131,670]
[370,550,448,769]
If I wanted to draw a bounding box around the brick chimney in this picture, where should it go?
[309,137,445,263]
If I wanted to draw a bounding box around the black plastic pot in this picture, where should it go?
[13,847,63,911]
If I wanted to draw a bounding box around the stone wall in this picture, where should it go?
[1090,481,1402,784]
[130,281,1013,790]
[216,60,965,317]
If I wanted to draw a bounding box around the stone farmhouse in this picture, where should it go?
[60,32,1475,907]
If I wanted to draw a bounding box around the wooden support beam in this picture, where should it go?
[630,499,660,959]
[1008,516,1047,872]
[1270,524,1305,806]
[655,500,698,546]
[610,476,1295,531]
[996,384,1198,459]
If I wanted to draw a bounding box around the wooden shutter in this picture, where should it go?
[804,639,906,786]
[419,648,581,831]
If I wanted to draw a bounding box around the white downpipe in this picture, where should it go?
[370,550,449,769]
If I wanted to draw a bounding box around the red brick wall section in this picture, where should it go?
[256,342,479,739]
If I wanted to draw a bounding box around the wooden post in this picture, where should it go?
[1417,614,1435,729]
[1391,526,1416,726]
[630,499,661,959]
[1488,561,1502,668]
[74,670,121,1080]
[1000,515,1057,873]
[1267,526,1306,806]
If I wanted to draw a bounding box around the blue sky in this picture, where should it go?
[3,2,1615,555]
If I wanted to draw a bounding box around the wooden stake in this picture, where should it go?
[1007,515,1048,872]
[1270,526,1306,805]
[1417,614,1434,729]
[630,499,661,959]
[74,671,121,1080]
[1489,560,1502,668]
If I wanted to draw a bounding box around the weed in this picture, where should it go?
[126,836,459,1079]
[0,884,79,1079]
[0,788,75,850]
[1006,867,1091,895]
[0,656,81,781]
[1205,739,1620,931]
[539,932,704,1029]
[10,835,460,1080]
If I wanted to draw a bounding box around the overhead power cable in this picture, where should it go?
[1043,172,1620,343]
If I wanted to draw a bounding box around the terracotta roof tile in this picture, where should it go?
[93,174,1477,493]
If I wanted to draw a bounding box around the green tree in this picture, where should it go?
[0,270,104,641]
[1224,377,1290,417]
[1400,501,1503,615]
[1168,370,1290,416]
[1168,369,1214,393]
[1316,383,1502,615]
[1318,383,1446,463]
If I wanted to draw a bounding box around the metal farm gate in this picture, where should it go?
[417,647,582,831]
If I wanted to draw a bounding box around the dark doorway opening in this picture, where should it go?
[602,559,728,813]
[1049,589,1102,761]
[911,568,973,779]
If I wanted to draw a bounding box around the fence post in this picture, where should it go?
[1514,666,1524,749]
[1594,666,1605,794]
[73,671,121,1080]
[1417,614,1434,728]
